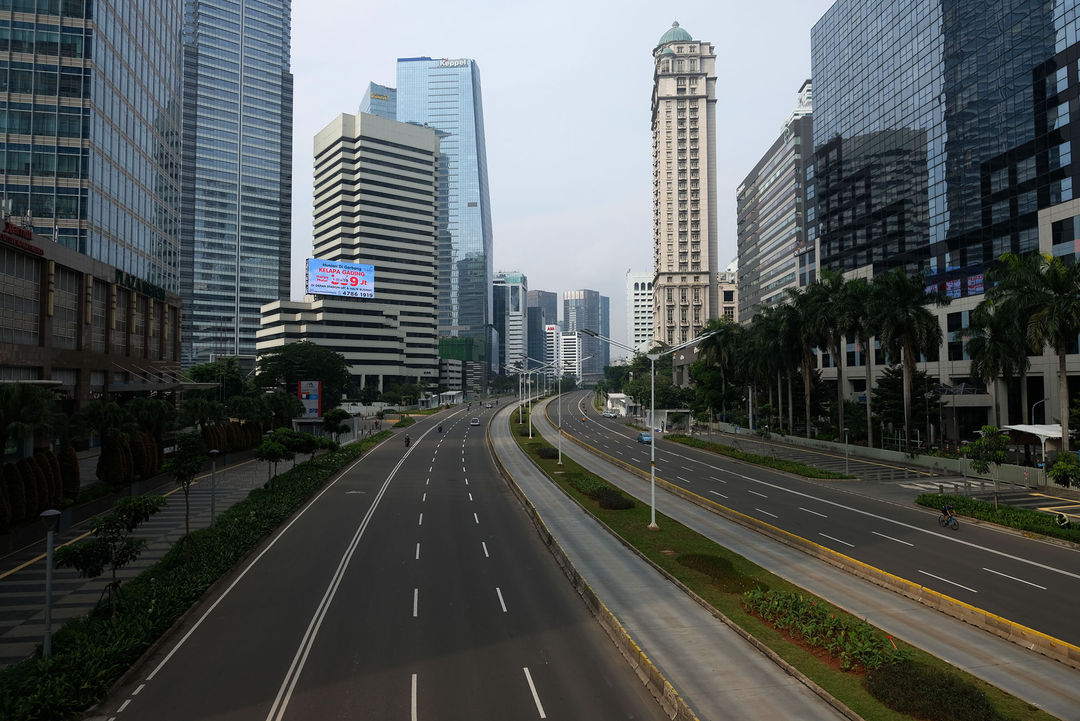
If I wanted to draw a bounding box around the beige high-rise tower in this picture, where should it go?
[651,21,718,345]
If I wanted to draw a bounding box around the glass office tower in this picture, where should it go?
[0,0,183,293]
[358,81,396,119]
[180,0,293,367]
[811,0,1072,286]
[396,57,493,387]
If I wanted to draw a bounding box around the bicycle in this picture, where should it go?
[938,513,959,530]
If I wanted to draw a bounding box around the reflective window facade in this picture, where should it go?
[180,0,292,366]
[0,0,182,294]
[358,81,395,120]
[811,0,1080,293]
[396,57,493,350]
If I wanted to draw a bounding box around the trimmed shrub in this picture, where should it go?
[3,463,27,522]
[591,485,635,510]
[917,493,1080,544]
[41,450,63,506]
[27,455,53,511]
[226,422,242,452]
[117,436,135,485]
[678,553,762,594]
[0,476,11,530]
[536,446,559,459]
[129,433,150,480]
[16,458,41,515]
[58,444,80,503]
[866,659,1006,721]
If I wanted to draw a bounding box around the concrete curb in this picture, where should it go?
[487,419,698,721]
[559,423,1080,672]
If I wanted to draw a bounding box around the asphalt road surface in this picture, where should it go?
[97,408,668,721]
[555,392,1080,646]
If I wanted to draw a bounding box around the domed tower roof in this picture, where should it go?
[658,21,692,45]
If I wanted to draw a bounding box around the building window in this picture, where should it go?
[0,246,41,346]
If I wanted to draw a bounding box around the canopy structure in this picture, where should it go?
[1001,424,1062,445]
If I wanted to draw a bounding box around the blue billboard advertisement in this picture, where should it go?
[306,258,374,298]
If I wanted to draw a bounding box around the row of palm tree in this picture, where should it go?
[693,253,1080,452]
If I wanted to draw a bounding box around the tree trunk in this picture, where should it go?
[902,344,914,450]
[1059,348,1070,453]
[803,354,813,439]
[787,374,794,433]
[776,370,783,433]
[833,337,845,436]
[1020,366,1029,425]
[865,336,874,448]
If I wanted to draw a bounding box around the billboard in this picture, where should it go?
[298,380,322,418]
[306,258,374,298]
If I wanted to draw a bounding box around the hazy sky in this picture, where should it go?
[289,0,836,354]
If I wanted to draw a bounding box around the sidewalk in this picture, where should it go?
[0,451,298,668]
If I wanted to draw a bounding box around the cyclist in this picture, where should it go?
[404,434,411,448]
[941,502,956,523]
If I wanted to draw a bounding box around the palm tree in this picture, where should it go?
[1026,255,1080,452]
[782,287,818,438]
[966,301,1026,425]
[696,318,741,422]
[805,269,850,436]
[869,268,950,450]
[984,252,1043,423]
[842,277,879,447]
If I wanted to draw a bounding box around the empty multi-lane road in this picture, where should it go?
[98,409,666,721]
[552,391,1080,646]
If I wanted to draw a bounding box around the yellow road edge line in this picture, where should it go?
[555,421,1080,663]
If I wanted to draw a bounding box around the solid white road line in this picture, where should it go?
[523,667,547,719]
[411,673,418,721]
[873,531,914,547]
[482,541,489,558]
[473,512,479,524]
[413,588,418,617]
[748,489,768,498]
[754,507,778,519]
[708,490,728,499]
[415,542,420,560]
[919,569,978,593]
[983,567,1047,590]
[799,507,827,518]
[819,532,854,548]
[496,586,507,613]
[145,448,372,685]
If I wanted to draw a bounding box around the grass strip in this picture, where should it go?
[665,433,852,479]
[916,492,1080,544]
[511,412,1053,721]
[0,432,391,721]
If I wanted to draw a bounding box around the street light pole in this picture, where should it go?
[844,427,850,475]
[40,509,60,658]
[1032,397,1048,424]
[580,328,717,532]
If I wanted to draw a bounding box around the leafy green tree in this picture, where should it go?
[966,301,1027,426]
[869,268,950,450]
[696,318,742,422]
[185,357,248,401]
[53,495,166,617]
[781,287,819,438]
[983,252,1044,423]
[256,341,354,410]
[842,277,880,447]
[870,365,940,443]
[164,431,208,538]
[255,439,293,486]
[323,408,351,443]
[264,389,304,429]
[80,400,136,485]
[1048,452,1080,488]
[966,426,1011,494]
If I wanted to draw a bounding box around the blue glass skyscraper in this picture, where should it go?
[0,0,183,293]
[358,82,396,120]
[180,0,293,367]
[395,57,493,385]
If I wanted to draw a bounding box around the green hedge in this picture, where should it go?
[0,432,391,721]
[666,434,850,479]
[743,588,906,671]
[916,493,1080,544]
[866,659,1008,721]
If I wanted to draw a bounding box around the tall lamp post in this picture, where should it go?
[581,328,718,530]
[40,509,60,658]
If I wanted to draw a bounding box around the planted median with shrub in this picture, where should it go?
[665,433,852,480]
[512,408,1051,721]
[0,431,390,721]
[916,492,1080,544]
